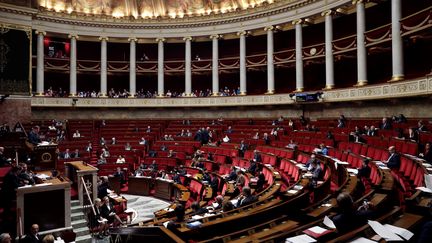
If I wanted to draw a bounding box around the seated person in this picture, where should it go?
[22,224,41,243]
[190,201,209,216]
[73,130,81,138]
[236,186,257,208]
[115,155,126,164]
[309,160,323,187]
[385,146,400,170]
[91,198,110,238]
[0,146,12,167]
[97,153,107,165]
[253,150,262,163]
[255,170,266,192]
[101,196,124,226]
[149,160,158,172]
[226,166,238,182]
[420,142,432,164]
[19,163,35,185]
[235,171,246,187]
[211,195,224,210]
[124,143,132,151]
[113,167,126,185]
[358,159,371,179]
[305,153,319,169]
[167,204,185,233]
[97,176,110,199]
[247,161,257,175]
[332,193,375,233]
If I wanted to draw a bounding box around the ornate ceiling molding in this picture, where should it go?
[0,0,353,38]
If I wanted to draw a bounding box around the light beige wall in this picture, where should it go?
[31,96,432,120]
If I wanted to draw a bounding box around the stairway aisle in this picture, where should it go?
[70,200,92,243]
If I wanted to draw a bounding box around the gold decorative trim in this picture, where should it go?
[68,34,79,39]
[98,36,109,41]
[355,80,368,86]
[155,37,165,43]
[294,88,304,92]
[323,84,335,90]
[265,90,275,94]
[183,36,193,42]
[128,37,137,42]
[389,75,405,82]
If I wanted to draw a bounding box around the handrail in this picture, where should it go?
[81,177,96,216]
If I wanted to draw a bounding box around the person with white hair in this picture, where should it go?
[92,198,109,238]
[0,233,11,243]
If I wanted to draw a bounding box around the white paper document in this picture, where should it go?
[416,187,432,193]
[287,189,298,195]
[307,226,327,234]
[323,216,336,229]
[285,234,317,243]
[384,224,414,241]
[347,168,359,175]
[368,220,403,241]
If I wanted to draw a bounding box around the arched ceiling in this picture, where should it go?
[38,0,283,19]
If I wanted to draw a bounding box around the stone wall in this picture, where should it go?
[0,96,32,126]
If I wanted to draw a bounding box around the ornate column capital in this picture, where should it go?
[99,36,109,41]
[183,36,193,41]
[128,37,138,42]
[292,19,304,25]
[68,34,79,39]
[264,26,274,32]
[209,34,222,40]
[352,0,365,5]
[35,30,46,36]
[236,30,249,36]
[155,37,165,43]
[321,10,336,17]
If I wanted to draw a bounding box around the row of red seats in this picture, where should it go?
[201,146,239,157]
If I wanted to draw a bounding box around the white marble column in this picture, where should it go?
[99,37,108,97]
[128,37,137,97]
[35,30,46,96]
[184,37,192,96]
[323,11,335,89]
[156,38,165,97]
[210,34,221,96]
[265,26,275,94]
[68,34,78,96]
[391,0,404,81]
[237,31,247,95]
[293,20,304,92]
[355,0,368,86]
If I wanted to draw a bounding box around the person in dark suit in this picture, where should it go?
[19,163,35,185]
[247,161,257,175]
[22,224,41,243]
[309,160,323,182]
[357,159,371,179]
[61,149,72,159]
[255,170,266,192]
[226,166,237,181]
[253,150,262,163]
[239,140,247,157]
[210,176,219,197]
[0,146,11,167]
[236,187,257,208]
[101,196,123,225]
[380,117,392,130]
[167,204,185,236]
[190,201,208,216]
[420,142,432,163]
[28,126,41,145]
[97,176,110,199]
[332,193,375,234]
[71,149,80,158]
[91,198,109,238]
[113,167,126,185]
[385,146,400,170]
[22,224,40,243]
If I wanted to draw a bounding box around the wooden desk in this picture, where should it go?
[16,171,71,236]
[64,161,98,206]
[128,176,152,196]
[154,179,174,201]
